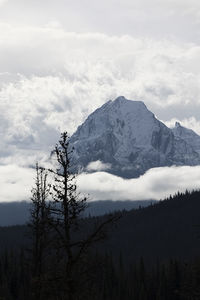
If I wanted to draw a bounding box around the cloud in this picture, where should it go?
[1,0,200,41]
[1,164,200,203]
[0,25,199,111]
[77,166,200,201]
[0,0,7,6]
[0,165,34,202]
[86,160,111,172]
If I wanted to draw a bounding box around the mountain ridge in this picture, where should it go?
[0,190,200,263]
[70,96,200,178]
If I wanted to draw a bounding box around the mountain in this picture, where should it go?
[70,96,200,178]
[102,190,200,263]
[1,190,200,263]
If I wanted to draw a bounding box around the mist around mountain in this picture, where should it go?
[70,96,200,178]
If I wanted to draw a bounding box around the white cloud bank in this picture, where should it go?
[86,161,111,172]
[1,164,199,203]
[78,166,200,201]
[0,165,34,202]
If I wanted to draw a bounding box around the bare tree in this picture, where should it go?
[29,163,50,300]
[29,132,120,300]
[47,132,120,300]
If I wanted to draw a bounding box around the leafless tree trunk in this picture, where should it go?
[47,132,120,300]
[29,163,50,300]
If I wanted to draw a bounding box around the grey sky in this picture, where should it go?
[1,0,200,201]
[1,0,200,42]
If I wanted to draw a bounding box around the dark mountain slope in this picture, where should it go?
[0,191,200,263]
[103,190,200,263]
[0,200,154,226]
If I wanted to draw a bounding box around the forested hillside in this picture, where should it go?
[0,190,200,299]
[103,189,200,263]
[0,190,200,261]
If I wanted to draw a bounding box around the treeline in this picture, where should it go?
[1,249,200,299]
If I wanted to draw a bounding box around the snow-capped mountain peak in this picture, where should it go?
[70,97,200,178]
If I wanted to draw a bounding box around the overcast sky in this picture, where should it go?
[1,0,200,202]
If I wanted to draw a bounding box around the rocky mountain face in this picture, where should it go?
[70,96,200,178]
[172,122,200,155]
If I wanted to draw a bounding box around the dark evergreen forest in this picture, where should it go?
[0,189,200,299]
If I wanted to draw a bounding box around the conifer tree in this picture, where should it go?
[29,163,50,299]
[47,132,120,300]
